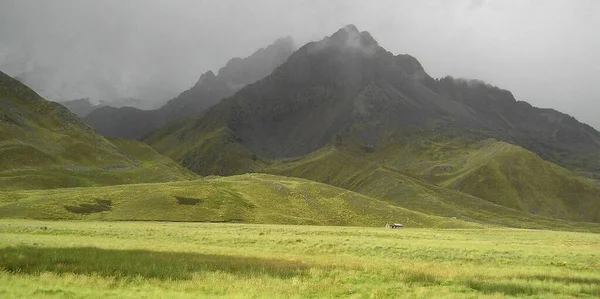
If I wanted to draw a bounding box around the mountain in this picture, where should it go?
[0,70,196,190]
[60,97,151,118]
[430,77,600,177]
[84,37,296,139]
[146,25,600,222]
[60,98,103,117]
[103,97,149,109]
[83,106,164,140]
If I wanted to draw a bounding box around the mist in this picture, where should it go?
[0,0,598,127]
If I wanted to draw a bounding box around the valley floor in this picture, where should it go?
[0,220,599,298]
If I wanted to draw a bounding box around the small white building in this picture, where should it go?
[385,223,404,229]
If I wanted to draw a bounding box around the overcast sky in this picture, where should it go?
[0,0,598,127]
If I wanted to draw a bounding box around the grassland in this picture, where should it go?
[1,219,599,298]
[0,174,482,228]
[267,148,600,231]
[352,131,600,222]
[263,129,600,224]
[3,173,599,232]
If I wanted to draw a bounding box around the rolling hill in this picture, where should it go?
[0,70,196,190]
[2,173,598,232]
[0,173,477,228]
[265,142,600,223]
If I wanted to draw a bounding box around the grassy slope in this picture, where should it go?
[0,71,196,190]
[1,220,599,298]
[445,142,600,222]
[107,138,198,183]
[265,147,600,231]
[348,129,600,222]
[0,138,197,190]
[0,174,483,228]
[145,103,263,176]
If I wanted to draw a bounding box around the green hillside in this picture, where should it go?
[332,127,600,222]
[431,141,599,222]
[0,174,482,228]
[265,146,600,227]
[0,70,196,190]
[0,138,197,190]
[1,173,598,231]
[2,173,598,231]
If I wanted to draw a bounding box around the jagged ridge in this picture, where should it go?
[84,37,296,139]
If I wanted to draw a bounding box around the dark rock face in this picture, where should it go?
[223,26,472,158]
[84,37,296,139]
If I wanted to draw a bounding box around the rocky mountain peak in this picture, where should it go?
[195,71,217,87]
[323,24,379,54]
[271,36,295,50]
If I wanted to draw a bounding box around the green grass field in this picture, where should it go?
[3,174,599,232]
[0,174,483,228]
[0,220,599,298]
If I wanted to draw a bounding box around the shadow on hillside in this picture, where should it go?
[0,246,308,280]
[465,276,600,297]
[517,274,600,286]
[465,280,552,296]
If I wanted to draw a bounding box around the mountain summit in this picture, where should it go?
[320,24,379,53]
[174,25,470,158]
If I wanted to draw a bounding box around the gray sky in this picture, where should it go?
[0,0,598,128]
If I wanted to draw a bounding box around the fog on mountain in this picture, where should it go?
[0,0,598,129]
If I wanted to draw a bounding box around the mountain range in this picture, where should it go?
[1,25,598,228]
[82,37,296,139]
[60,98,103,118]
[60,97,151,118]
[146,25,600,222]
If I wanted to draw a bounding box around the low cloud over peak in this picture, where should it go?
[0,0,598,128]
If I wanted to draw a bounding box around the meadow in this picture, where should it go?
[1,219,599,298]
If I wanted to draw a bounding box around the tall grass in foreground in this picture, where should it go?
[0,246,308,280]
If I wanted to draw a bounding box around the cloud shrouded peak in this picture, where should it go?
[0,1,598,128]
[310,24,380,56]
[195,71,217,87]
